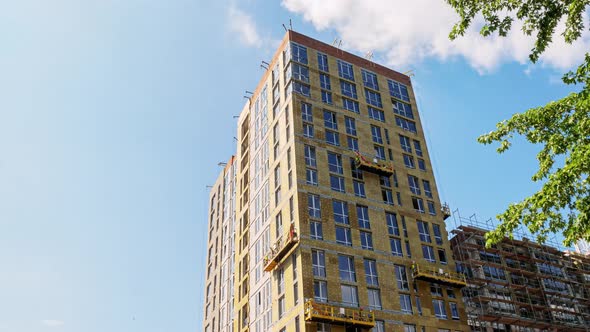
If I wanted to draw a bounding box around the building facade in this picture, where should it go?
[204,31,469,332]
[203,157,237,332]
[451,225,590,331]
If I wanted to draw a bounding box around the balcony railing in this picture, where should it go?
[354,152,394,176]
[304,299,375,329]
[412,263,467,287]
[263,224,299,272]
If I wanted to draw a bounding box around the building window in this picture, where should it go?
[405,240,412,257]
[400,135,412,153]
[332,200,349,224]
[395,265,409,290]
[382,189,394,205]
[361,69,379,90]
[393,100,414,119]
[412,197,425,213]
[304,145,316,167]
[417,221,431,242]
[400,294,413,313]
[360,231,373,250]
[317,52,329,72]
[312,250,326,277]
[368,289,382,310]
[338,255,356,282]
[422,245,436,263]
[321,90,332,104]
[317,323,330,332]
[347,136,359,151]
[386,212,400,236]
[365,89,383,108]
[306,168,318,185]
[335,226,352,246]
[447,289,456,299]
[330,175,345,192]
[345,117,357,135]
[342,98,360,113]
[308,194,321,218]
[355,205,370,228]
[323,110,337,129]
[403,154,415,168]
[368,106,385,122]
[450,302,459,320]
[390,238,403,256]
[291,63,310,83]
[395,116,417,133]
[432,224,443,245]
[408,175,421,195]
[301,102,313,122]
[314,280,327,302]
[310,221,323,240]
[374,321,385,332]
[278,295,285,318]
[371,125,383,144]
[364,259,379,286]
[325,130,340,146]
[341,285,359,307]
[418,158,426,171]
[388,79,410,102]
[277,268,285,294]
[380,176,391,188]
[427,201,436,215]
[403,324,417,332]
[292,81,311,97]
[433,299,448,319]
[374,145,386,160]
[291,42,308,64]
[422,180,432,198]
[320,73,331,90]
[275,213,283,238]
[353,180,366,198]
[413,140,423,156]
[327,152,344,174]
[303,123,314,138]
[340,80,357,99]
[337,60,354,81]
[415,296,422,316]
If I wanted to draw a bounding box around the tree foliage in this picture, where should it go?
[446,0,590,246]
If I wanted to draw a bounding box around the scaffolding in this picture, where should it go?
[450,209,590,332]
[263,224,299,272]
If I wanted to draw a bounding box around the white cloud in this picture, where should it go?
[227,5,263,48]
[42,320,64,328]
[282,0,590,73]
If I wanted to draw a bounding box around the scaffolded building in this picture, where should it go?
[450,212,590,332]
[203,29,470,332]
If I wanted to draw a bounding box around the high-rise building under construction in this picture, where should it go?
[202,30,469,332]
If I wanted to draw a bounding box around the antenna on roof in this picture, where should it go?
[403,70,415,77]
[260,61,269,70]
[282,24,288,32]
[289,19,292,30]
[332,38,340,46]
[338,40,342,48]
[364,51,374,60]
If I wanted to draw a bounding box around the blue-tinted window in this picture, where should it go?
[390,238,403,256]
[340,80,357,99]
[325,130,340,146]
[335,226,352,246]
[422,245,435,262]
[310,221,323,240]
[408,175,421,195]
[319,73,331,90]
[388,79,409,102]
[292,82,310,97]
[330,175,345,192]
[345,117,356,135]
[360,231,373,250]
[291,42,308,64]
[400,135,412,152]
[338,255,356,281]
[353,180,366,198]
[432,224,443,245]
[343,98,360,113]
[400,294,413,313]
[386,212,399,236]
[368,107,385,122]
[395,117,417,133]
[362,69,379,90]
[403,154,415,168]
[393,100,413,119]
[317,52,329,72]
[332,200,349,224]
[417,221,431,243]
[301,102,313,122]
[357,205,370,229]
[327,152,343,174]
[337,60,354,81]
[321,90,332,104]
[371,125,383,144]
[418,159,426,171]
[364,259,379,286]
[413,140,423,156]
[347,137,358,151]
[291,63,309,83]
[365,89,383,108]
[422,180,432,198]
[323,110,338,129]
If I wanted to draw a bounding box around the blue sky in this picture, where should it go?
[0,1,585,332]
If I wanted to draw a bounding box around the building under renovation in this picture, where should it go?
[450,213,590,332]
